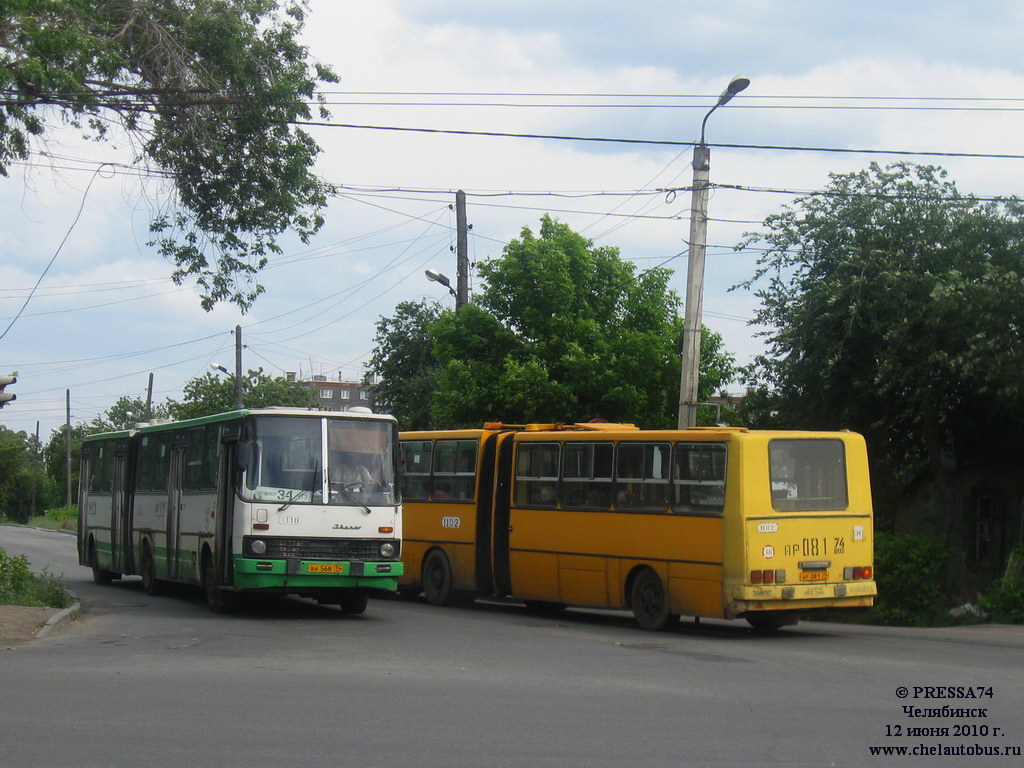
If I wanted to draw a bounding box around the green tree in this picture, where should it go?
[90,395,169,432]
[366,299,443,430]
[167,367,314,420]
[738,162,1024,537]
[370,216,735,429]
[2,0,337,311]
[0,425,55,522]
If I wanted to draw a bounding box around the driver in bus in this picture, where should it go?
[329,452,374,492]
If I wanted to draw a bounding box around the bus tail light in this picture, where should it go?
[751,570,762,584]
[751,569,778,584]
[843,566,873,580]
[763,569,774,584]
[253,523,269,531]
[378,526,394,534]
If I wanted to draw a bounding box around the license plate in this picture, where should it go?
[799,571,826,582]
[306,563,346,574]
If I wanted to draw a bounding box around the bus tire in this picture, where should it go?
[630,569,679,632]
[203,552,233,614]
[140,544,164,596]
[338,589,369,615]
[422,550,457,607]
[89,539,117,586]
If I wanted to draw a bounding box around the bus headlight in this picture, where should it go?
[250,539,268,555]
[379,542,395,558]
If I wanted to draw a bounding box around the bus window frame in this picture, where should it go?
[514,441,561,508]
[431,438,478,503]
[671,441,728,517]
[768,438,848,512]
[560,441,613,511]
[614,441,671,512]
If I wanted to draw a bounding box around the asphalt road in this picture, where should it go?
[2,524,1023,768]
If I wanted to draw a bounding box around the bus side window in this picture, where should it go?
[615,443,670,511]
[515,443,560,507]
[561,442,612,510]
[673,443,727,514]
[401,441,432,501]
[432,439,477,501]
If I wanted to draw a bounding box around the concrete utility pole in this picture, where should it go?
[455,189,469,309]
[234,324,243,409]
[145,372,154,421]
[677,75,750,429]
[65,389,72,508]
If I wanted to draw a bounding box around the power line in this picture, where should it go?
[290,120,1024,161]
[0,164,110,340]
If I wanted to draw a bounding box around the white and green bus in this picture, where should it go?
[78,408,403,613]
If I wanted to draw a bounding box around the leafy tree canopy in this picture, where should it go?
[738,162,1024,533]
[2,0,337,310]
[366,299,443,430]
[166,367,313,420]
[370,216,735,429]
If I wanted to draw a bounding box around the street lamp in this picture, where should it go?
[677,75,750,429]
[425,269,458,301]
[210,362,243,409]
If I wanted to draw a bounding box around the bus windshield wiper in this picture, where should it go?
[330,481,372,515]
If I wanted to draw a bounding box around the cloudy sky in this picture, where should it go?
[2,1,1023,438]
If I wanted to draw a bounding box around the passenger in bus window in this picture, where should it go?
[539,484,557,506]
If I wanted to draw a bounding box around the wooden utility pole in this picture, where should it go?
[455,189,469,309]
[65,389,72,508]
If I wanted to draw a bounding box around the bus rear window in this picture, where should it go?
[769,439,847,512]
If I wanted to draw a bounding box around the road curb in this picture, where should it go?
[35,590,81,640]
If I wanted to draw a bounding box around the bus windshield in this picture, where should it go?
[243,416,397,506]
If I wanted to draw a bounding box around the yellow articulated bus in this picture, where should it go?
[398,422,876,631]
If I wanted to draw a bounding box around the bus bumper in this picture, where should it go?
[232,556,404,591]
[726,581,876,617]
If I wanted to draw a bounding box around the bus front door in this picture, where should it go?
[215,443,234,585]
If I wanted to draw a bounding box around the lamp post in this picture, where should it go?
[677,75,750,429]
[210,362,242,409]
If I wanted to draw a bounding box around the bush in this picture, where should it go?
[27,506,78,531]
[980,547,1024,624]
[0,546,69,608]
[866,532,954,626]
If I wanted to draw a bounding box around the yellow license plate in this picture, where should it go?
[306,563,346,574]
[799,571,827,582]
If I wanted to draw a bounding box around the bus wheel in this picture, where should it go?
[338,589,369,615]
[630,569,679,631]
[422,550,456,607]
[203,554,233,614]
[746,613,796,632]
[89,541,116,586]
[140,545,164,596]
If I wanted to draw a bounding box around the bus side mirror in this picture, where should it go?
[234,442,251,471]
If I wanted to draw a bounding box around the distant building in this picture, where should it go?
[287,372,377,413]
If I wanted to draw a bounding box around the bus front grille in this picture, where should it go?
[244,536,400,561]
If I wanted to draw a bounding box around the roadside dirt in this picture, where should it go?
[0,605,60,648]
